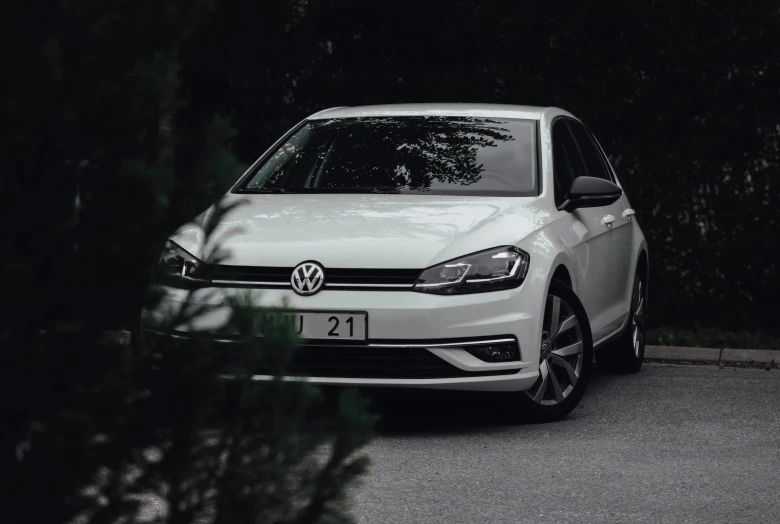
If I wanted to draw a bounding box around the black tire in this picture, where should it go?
[515,279,594,422]
[596,269,646,374]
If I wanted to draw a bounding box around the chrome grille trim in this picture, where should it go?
[211,280,289,286]
[325,283,413,288]
[202,265,421,289]
[208,281,412,289]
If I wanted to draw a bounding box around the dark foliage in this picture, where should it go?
[2,2,374,523]
[1,0,778,520]
[179,0,780,334]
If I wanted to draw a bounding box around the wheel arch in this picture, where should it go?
[551,264,573,290]
[541,253,592,341]
[542,251,579,296]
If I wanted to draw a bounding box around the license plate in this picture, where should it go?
[254,311,368,341]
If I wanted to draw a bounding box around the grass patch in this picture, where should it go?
[647,327,780,350]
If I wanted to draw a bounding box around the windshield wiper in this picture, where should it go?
[239,187,405,194]
[366,188,402,194]
[298,187,403,194]
[239,188,295,194]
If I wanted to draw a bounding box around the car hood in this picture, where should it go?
[172,193,552,268]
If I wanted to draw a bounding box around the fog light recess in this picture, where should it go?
[464,341,520,362]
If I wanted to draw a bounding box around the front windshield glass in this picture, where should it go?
[238,116,538,196]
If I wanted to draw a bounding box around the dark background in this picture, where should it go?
[4,0,779,338]
[1,2,778,521]
[179,0,779,336]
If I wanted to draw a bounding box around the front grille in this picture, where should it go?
[277,344,517,379]
[206,265,289,283]
[204,265,420,288]
[324,268,420,286]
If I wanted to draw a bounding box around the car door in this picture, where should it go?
[567,120,634,335]
[551,119,616,342]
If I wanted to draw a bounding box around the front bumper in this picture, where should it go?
[143,285,544,392]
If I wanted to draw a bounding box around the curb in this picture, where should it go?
[645,345,778,366]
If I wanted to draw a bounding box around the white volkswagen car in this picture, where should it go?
[144,104,648,420]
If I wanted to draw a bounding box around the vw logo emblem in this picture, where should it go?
[291,261,325,296]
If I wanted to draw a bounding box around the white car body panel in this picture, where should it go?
[145,103,648,392]
[172,194,551,269]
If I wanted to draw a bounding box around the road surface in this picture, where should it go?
[353,363,780,524]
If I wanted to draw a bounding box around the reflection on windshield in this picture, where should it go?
[241,116,538,196]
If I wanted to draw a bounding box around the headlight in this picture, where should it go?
[157,240,209,286]
[412,246,529,295]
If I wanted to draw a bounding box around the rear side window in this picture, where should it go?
[567,121,612,181]
[551,120,587,208]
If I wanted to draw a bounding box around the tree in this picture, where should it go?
[1,2,374,522]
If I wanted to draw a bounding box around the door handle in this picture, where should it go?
[601,214,616,226]
[622,208,636,221]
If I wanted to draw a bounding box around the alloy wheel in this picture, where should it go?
[526,293,584,406]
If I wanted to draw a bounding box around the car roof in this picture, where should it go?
[307,103,576,122]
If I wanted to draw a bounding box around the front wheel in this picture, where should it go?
[515,279,593,421]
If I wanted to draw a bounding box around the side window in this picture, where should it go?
[551,120,587,208]
[567,121,612,181]
[589,130,628,198]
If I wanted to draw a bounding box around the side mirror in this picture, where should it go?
[558,177,623,212]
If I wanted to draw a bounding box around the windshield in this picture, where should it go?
[237,116,538,196]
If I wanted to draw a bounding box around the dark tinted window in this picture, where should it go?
[567,121,612,181]
[551,120,587,207]
[239,116,538,196]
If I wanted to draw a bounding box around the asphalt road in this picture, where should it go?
[352,363,780,524]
